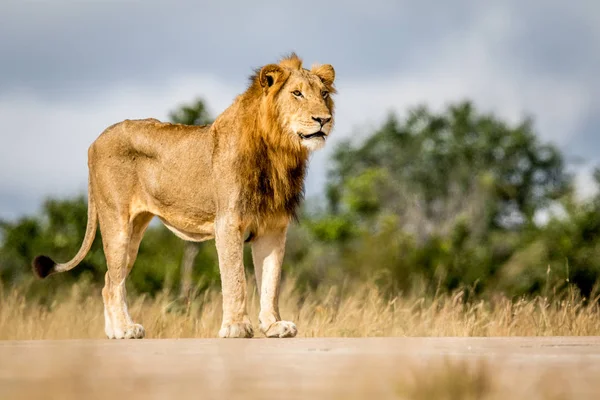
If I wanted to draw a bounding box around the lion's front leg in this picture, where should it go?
[215,216,253,338]
[251,225,297,338]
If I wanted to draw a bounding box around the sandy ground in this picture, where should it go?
[1,337,600,399]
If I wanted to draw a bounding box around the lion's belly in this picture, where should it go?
[146,194,217,243]
[143,181,217,243]
[159,217,215,242]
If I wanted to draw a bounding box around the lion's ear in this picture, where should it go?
[312,64,335,87]
[259,64,284,88]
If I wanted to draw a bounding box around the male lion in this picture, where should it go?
[32,53,336,339]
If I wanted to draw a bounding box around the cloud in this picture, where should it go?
[309,4,596,193]
[4,1,596,98]
[0,0,414,95]
[1,1,599,220]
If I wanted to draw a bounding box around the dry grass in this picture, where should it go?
[1,277,599,339]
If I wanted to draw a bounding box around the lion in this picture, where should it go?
[32,53,336,339]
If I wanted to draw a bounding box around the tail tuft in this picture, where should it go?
[33,255,56,279]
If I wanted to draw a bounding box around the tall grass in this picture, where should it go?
[1,276,599,340]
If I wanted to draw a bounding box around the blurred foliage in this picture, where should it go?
[1,100,599,302]
[168,97,213,126]
[326,102,569,230]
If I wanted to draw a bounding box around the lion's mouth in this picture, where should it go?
[298,131,326,140]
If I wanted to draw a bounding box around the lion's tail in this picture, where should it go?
[32,184,98,278]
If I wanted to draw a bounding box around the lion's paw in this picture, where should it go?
[219,322,254,338]
[112,323,146,339]
[264,321,298,338]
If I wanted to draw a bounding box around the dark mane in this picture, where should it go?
[236,53,309,226]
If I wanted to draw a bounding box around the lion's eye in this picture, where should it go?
[292,90,302,97]
[321,91,329,99]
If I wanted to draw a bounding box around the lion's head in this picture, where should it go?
[251,53,336,152]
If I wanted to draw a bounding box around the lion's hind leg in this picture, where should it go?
[101,212,152,339]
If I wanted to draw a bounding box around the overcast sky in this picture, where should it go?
[1,0,599,221]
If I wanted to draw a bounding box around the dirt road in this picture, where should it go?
[1,337,599,399]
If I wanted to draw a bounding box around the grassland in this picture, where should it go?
[2,277,599,340]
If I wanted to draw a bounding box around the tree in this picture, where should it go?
[168,98,213,127]
[168,97,215,299]
[326,101,570,236]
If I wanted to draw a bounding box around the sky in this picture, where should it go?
[1,0,599,221]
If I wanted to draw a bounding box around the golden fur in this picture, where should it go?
[33,53,336,339]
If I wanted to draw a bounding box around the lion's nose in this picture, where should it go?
[312,116,332,126]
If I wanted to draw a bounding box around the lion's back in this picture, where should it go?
[91,118,211,161]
